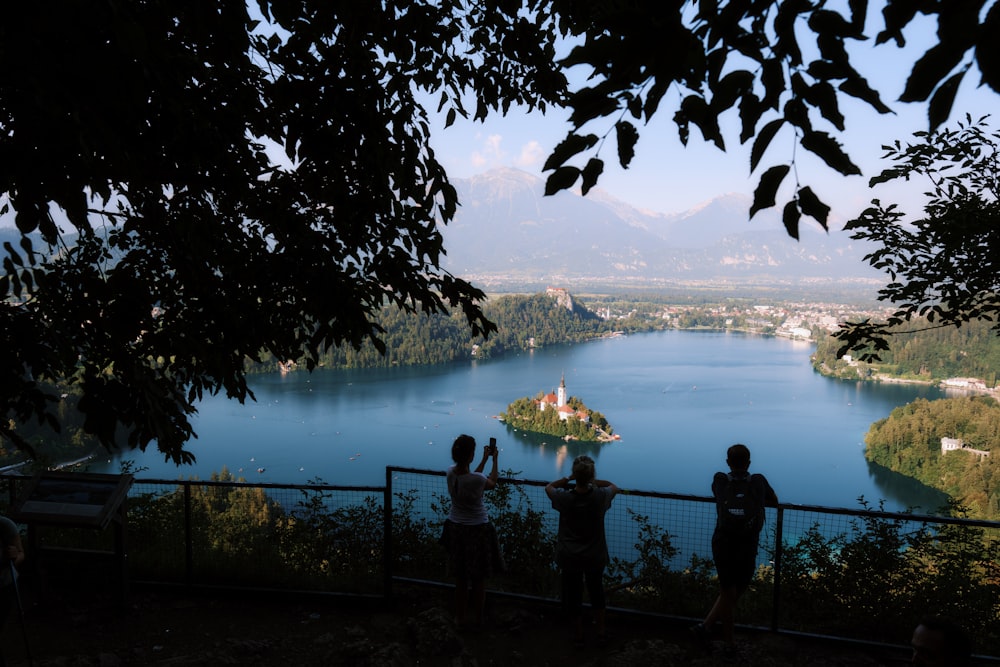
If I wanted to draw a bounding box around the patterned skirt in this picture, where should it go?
[443,520,505,581]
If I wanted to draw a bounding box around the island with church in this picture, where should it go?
[499,375,618,443]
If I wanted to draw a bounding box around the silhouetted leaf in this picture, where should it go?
[760,57,785,109]
[569,87,619,126]
[751,164,790,218]
[928,72,964,131]
[774,0,810,65]
[739,93,763,143]
[978,2,1000,93]
[580,158,604,195]
[783,97,811,132]
[711,70,754,113]
[901,43,968,103]
[847,0,868,32]
[808,9,857,37]
[838,76,893,113]
[782,201,801,239]
[750,119,784,172]
[644,80,669,121]
[543,133,599,171]
[681,95,724,149]
[797,186,831,230]
[806,81,845,130]
[545,166,581,196]
[616,121,638,168]
[801,131,861,175]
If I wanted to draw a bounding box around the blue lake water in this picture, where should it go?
[91,330,949,512]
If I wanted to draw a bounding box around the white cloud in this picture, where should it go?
[471,134,507,168]
[516,140,545,168]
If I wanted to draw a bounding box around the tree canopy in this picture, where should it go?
[3,0,999,463]
[835,115,1000,360]
[544,0,1000,237]
[0,0,565,462]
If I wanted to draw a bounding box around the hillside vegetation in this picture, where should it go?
[252,292,660,371]
[865,396,1000,520]
[813,318,1000,386]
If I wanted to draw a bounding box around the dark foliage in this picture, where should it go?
[836,116,1000,360]
[0,0,567,462]
[544,1,999,236]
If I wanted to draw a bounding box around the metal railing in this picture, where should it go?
[3,468,998,659]
[384,466,1000,660]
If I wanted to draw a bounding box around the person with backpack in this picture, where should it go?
[691,443,777,659]
[546,456,619,648]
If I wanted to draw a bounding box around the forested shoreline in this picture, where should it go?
[248,292,669,372]
[811,318,1000,387]
[865,396,1000,520]
[813,319,1000,520]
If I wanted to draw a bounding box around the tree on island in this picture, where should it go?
[4,1,1000,463]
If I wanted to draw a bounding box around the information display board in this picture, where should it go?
[9,471,134,530]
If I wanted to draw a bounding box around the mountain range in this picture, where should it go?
[0,167,886,294]
[439,167,885,289]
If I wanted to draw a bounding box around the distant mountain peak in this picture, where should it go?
[440,169,882,288]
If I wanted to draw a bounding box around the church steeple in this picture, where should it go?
[557,373,567,407]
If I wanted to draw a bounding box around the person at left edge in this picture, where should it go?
[0,515,25,667]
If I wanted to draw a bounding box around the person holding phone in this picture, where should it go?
[443,434,504,628]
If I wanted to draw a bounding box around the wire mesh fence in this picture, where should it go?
[3,469,999,657]
[388,467,1000,656]
[124,478,388,594]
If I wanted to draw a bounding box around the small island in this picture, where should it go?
[500,375,617,443]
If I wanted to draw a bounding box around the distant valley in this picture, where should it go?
[440,167,885,293]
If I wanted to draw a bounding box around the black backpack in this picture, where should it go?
[718,473,764,537]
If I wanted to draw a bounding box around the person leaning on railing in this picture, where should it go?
[441,434,505,629]
[545,455,619,648]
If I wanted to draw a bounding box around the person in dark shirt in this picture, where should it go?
[691,443,777,658]
[546,455,619,647]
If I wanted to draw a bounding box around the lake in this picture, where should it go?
[91,330,950,513]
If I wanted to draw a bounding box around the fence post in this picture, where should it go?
[184,481,193,586]
[771,505,784,632]
[383,467,393,601]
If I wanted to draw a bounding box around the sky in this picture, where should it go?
[425,12,998,231]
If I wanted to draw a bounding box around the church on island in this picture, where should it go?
[500,374,617,443]
[538,375,590,423]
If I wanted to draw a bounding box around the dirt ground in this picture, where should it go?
[0,578,931,667]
